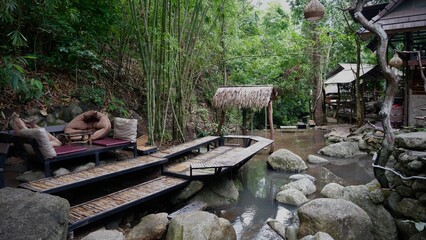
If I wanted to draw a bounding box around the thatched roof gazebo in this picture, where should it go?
[213,85,278,153]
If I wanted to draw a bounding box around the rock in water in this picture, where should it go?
[279,178,316,196]
[307,155,329,164]
[266,219,286,238]
[267,149,307,172]
[166,211,236,240]
[0,187,70,240]
[297,198,373,240]
[276,188,308,206]
[318,142,366,158]
[191,177,238,209]
[127,213,169,240]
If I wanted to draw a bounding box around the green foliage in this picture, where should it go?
[76,87,106,106]
[107,97,129,118]
[20,78,43,101]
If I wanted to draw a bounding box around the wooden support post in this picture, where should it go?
[242,109,247,135]
[216,110,225,136]
[267,101,275,153]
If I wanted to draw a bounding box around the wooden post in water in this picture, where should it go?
[217,110,225,136]
[242,109,247,135]
[267,100,275,153]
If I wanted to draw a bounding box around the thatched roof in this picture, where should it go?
[213,85,278,109]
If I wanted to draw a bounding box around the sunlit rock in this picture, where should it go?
[267,149,307,172]
[166,211,236,240]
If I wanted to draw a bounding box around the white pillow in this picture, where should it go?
[17,128,57,159]
[113,117,137,142]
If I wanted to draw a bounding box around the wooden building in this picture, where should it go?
[352,0,426,126]
[324,63,383,122]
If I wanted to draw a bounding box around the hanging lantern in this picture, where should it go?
[389,52,403,69]
[304,0,325,21]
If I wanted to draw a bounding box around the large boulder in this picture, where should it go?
[166,211,236,240]
[0,187,70,240]
[300,232,335,240]
[279,178,316,196]
[276,188,309,206]
[191,177,238,209]
[318,142,366,158]
[341,185,398,240]
[126,213,169,240]
[395,132,426,151]
[171,181,204,204]
[297,198,373,240]
[267,149,307,172]
[397,198,426,221]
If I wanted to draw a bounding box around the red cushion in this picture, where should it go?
[54,145,87,155]
[92,137,130,146]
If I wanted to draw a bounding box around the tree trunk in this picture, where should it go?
[354,0,401,188]
[312,25,326,126]
[267,101,275,153]
[355,38,364,126]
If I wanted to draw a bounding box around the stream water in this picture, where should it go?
[216,129,375,240]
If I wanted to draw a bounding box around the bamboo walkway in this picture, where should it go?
[68,176,187,232]
[18,134,272,234]
[19,155,166,193]
[151,136,220,159]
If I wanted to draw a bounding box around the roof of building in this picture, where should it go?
[213,85,278,109]
[353,0,426,40]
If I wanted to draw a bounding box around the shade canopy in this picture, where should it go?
[325,63,376,85]
[213,86,278,109]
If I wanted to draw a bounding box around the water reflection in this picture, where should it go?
[218,129,375,239]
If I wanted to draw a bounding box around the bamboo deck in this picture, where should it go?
[68,176,187,231]
[163,146,244,178]
[164,136,273,179]
[151,136,220,159]
[19,155,167,193]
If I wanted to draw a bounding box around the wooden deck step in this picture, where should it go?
[151,136,220,159]
[137,145,158,155]
[19,155,167,193]
[163,146,243,178]
[68,176,188,232]
[168,201,207,219]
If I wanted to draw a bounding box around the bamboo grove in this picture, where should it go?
[129,0,228,143]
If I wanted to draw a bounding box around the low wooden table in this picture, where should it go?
[59,131,93,145]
